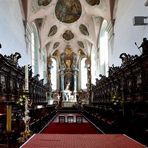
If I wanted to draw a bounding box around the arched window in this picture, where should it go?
[91,45,96,84]
[31,23,40,76]
[31,32,35,74]
[50,58,57,90]
[81,58,87,89]
[99,20,108,76]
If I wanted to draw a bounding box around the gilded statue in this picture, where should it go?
[64,47,73,68]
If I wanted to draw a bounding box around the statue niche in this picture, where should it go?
[63,48,76,91]
[64,72,74,91]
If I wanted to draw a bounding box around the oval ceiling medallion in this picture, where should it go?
[55,0,82,23]
[53,42,60,49]
[77,41,84,48]
[48,25,57,37]
[63,30,74,41]
[79,24,89,36]
[38,0,52,6]
[86,0,100,6]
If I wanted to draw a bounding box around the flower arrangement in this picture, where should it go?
[111,90,123,106]
[17,94,32,144]
[16,95,26,107]
[16,95,32,108]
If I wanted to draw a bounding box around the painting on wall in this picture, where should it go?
[55,0,82,23]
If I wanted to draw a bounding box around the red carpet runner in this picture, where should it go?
[20,113,146,148]
[21,134,146,148]
[41,123,99,134]
[41,113,101,134]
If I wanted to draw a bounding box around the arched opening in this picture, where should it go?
[99,20,108,76]
[30,23,41,76]
[31,32,35,74]
[50,58,57,91]
[81,57,88,89]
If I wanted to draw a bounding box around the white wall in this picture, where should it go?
[0,0,31,66]
[112,0,148,66]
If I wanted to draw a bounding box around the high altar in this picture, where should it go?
[47,46,90,107]
[58,47,78,107]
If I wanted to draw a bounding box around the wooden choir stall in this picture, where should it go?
[0,52,55,144]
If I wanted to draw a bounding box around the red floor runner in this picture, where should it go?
[21,134,146,148]
[41,123,100,134]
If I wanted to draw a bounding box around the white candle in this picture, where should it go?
[25,65,28,91]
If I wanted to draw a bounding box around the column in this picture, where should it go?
[73,69,77,92]
[60,70,64,91]
[73,69,78,102]
[47,65,52,104]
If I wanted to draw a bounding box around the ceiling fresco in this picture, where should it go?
[48,25,58,37]
[79,24,89,36]
[52,50,60,57]
[28,0,114,55]
[55,0,82,23]
[35,18,43,29]
[38,0,52,6]
[53,42,60,49]
[86,0,100,6]
[62,30,74,41]
[78,49,86,57]
[77,41,84,48]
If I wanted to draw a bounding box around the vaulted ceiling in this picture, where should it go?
[27,0,115,56]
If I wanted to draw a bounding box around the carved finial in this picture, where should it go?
[138,37,148,54]
[119,53,129,65]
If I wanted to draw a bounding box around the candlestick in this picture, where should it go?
[6,105,12,132]
[18,92,32,143]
